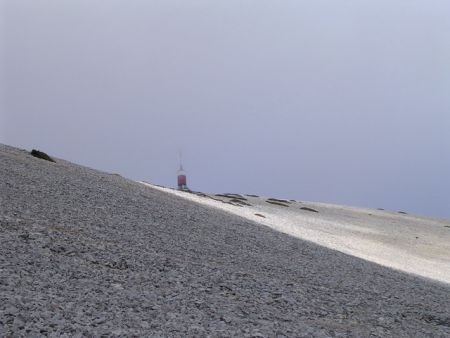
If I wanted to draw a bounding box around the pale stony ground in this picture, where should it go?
[1,144,450,337]
[143,184,450,284]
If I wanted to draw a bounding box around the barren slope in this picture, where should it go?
[143,185,450,284]
[1,144,450,337]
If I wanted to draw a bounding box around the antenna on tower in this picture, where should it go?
[178,149,183,170]
[177,150,188,191]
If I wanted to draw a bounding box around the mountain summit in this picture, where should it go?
[1,144,449,337]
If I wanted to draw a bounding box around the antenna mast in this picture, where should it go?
[178,150,183,170]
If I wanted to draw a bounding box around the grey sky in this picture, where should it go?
[1,0,449,218]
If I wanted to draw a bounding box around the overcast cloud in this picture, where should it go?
[1,0,449,218]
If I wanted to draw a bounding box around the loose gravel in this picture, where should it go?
[1,144,449,337]
[148,183,450,284]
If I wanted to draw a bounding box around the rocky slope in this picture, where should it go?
[1,144,449,337]
[144,185,450,284]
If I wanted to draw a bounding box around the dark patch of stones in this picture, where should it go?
[267,198,291,204]
[300,207,319,213]
[266,200,290,207]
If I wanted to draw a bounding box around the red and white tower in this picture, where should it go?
[177,152,189,191]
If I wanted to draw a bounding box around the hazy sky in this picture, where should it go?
[1,0,449,218]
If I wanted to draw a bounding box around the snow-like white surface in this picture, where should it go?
[140,182,450,284]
